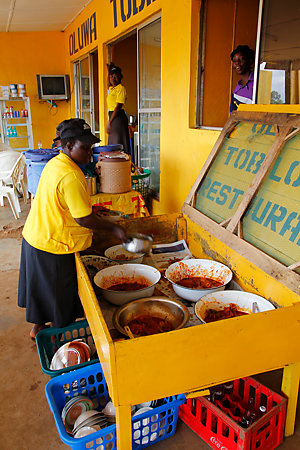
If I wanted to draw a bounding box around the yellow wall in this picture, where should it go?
[0,0,261,216]
[0,32,70,148]
[63,0,261,216]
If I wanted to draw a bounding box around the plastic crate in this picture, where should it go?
[46,362,185,450]
[179,377,287,450]
[131,169,151,205]
[36,319,99,378]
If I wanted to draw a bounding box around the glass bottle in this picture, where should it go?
[213,385,224,403]
[38,140,42,149]
[257,405,267,419]
[242,396,257,426]
[223,381,234,395]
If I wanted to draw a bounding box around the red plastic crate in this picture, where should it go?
[179,377,287,450]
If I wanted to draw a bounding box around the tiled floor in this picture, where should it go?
[0,199,299,449]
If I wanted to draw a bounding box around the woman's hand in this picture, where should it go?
[106,122,111,134]
[112,224,128,243]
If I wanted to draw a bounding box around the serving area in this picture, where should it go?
[76,211,300,449]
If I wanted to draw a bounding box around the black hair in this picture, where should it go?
[230,45,255,62]
[109,65,123,80]
[60,137,77,148]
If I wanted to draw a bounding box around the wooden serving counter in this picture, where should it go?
[76,111,300,449]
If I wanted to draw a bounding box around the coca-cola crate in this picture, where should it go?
[179,377,287,450]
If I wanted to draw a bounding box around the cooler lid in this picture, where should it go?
[182,109,300,293]
[25,149,59,161]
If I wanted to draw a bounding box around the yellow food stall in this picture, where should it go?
[76,111,300,449]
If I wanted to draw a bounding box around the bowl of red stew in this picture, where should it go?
[113,296,189,337]
[165,259,233,302]
[93,264,161,305]
[195,290,275,323]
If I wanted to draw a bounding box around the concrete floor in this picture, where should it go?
[0,198,299,449]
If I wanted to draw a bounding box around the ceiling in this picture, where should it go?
[0,0,92,32]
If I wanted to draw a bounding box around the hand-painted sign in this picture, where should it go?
[110,0,156,28]
[69,12,97,56]
[243,133,300,267]
[195,122,300,267]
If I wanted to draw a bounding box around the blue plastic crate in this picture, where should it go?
[45,363,185,449]
[36,319,99,378]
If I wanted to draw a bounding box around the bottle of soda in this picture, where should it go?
[213,385,224,403]
[241,395,256,427]
[257,405,267,419]
[223,381,234,395]
[240,417,250,428]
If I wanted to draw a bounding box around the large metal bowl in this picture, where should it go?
[113,296,190,337]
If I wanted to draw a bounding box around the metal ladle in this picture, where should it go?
[122,233,153,255]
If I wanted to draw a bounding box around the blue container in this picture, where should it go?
[45,363,185,450]
[24,149,58,194]
[36,319,99,378]
[30,161,47,194]
[92,144,123,154]
[25,149,59,162]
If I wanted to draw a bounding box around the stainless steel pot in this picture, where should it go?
[113,296,190,337]
[85,176,97,195]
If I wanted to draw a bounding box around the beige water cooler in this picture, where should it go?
[98,157,131,194]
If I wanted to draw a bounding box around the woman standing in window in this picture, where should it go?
[230,45,255,113]
[106,63,131,155]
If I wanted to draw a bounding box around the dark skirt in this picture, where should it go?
[108,109,131,155]
[18,238,84,328]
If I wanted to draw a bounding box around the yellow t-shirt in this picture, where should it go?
[23,152,93,254]
[107,84,127,111]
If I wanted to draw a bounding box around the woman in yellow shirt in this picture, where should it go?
[106,63,131,154]
[18,118,127,340]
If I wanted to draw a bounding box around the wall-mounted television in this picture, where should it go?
[36,74,70,100]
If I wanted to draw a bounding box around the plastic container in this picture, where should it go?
[45,362,185,449]
[36,319,99,378]
[179,377,287,450]
[131,169,151,205]
[99,158,131,194]
[24,149,59,194]
[93,144,123,154]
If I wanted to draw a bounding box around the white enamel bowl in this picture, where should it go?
[165,259,233,302]
[94,264,161,305]
[104,244,144,264]
[195,290,275,323]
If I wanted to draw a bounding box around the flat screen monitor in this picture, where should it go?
[36,74,70,100]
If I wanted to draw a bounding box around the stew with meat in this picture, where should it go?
[127,315,173,336]
[108,281,150,291]
[204,303,248,322]
[177,276,223,289]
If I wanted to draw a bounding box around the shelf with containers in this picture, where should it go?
[0,97,33,151]
[74,110,300,449]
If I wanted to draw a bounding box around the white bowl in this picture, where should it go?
[104,244,144,264]
[94,264,161,305]
[165,259,232,302]
[195,290,275,323]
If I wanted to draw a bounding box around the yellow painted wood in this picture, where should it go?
[281,363,300,436]
[113,304,300,405]
[115,404,132,449]
[77,210,300,444]
[75,254,119,403]
[185,389,210,399]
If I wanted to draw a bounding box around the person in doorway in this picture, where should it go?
[230,45,255,113]
[106,62,131,154]
[18,118,127,340]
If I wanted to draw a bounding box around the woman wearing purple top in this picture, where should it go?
[230,45,255,113]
